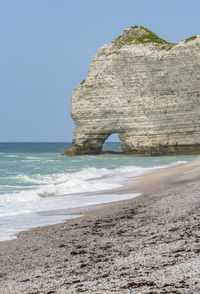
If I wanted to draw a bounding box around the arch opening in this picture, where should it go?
[102,133,122,153]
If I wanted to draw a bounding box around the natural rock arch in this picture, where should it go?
[63,26,200,156]
[102,133,121,149]
[65,131,123,156]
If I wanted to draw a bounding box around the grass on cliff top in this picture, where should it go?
[112,26,176,50]
[185,35,197,42]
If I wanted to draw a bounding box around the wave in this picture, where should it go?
[12,167,114,184]
[0,209,32,218]
[0,165,145,204]
[0,159,188,242]
[0,167,120,203]
[0,161,186,204]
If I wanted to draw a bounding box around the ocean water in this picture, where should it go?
[0,142,198,241]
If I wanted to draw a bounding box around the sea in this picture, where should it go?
[0,142,198,242]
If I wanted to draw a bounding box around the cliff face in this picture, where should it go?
[64,26,200,156]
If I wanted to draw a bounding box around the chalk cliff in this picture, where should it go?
[64,26,200,156]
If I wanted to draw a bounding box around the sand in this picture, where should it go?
[0,159,200,294]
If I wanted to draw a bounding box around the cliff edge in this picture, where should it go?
[63,26,200,156]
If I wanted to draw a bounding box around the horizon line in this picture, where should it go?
[0,141,120,143]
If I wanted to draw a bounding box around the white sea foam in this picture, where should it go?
[0,160,187,241]
[24,156,42,160]
[0,209,32,218]
[0,192,141,241]
[14,167,113,184]
[0,190,41,203]
[0,162,185,205]
[0,165,147,203]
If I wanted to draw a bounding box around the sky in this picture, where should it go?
[0,0,200,142]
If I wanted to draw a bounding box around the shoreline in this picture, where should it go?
[0,160,180,243]
[0,159,200,293]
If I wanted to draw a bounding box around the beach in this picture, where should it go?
[0,159,199,293]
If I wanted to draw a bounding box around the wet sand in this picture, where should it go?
[0,159,200,293]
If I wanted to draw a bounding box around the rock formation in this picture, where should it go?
[63,26,200,156]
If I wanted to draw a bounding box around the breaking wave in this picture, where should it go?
[0,161,185,204]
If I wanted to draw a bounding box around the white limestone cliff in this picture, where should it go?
[63,26,200,156]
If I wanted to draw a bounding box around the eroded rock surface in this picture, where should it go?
[64,26,200,156]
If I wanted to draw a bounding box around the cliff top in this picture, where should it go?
[111,26,197,51]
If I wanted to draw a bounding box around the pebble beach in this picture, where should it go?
[0,159,200,293]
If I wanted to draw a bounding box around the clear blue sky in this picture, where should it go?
[0,0,200,142]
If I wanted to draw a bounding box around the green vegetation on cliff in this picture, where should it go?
[80,80,93,88]
[85,84,93,88]
[185,35,197,42]
[112,26,176,50]
[106,51,120,56]
[80,79,86,85]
